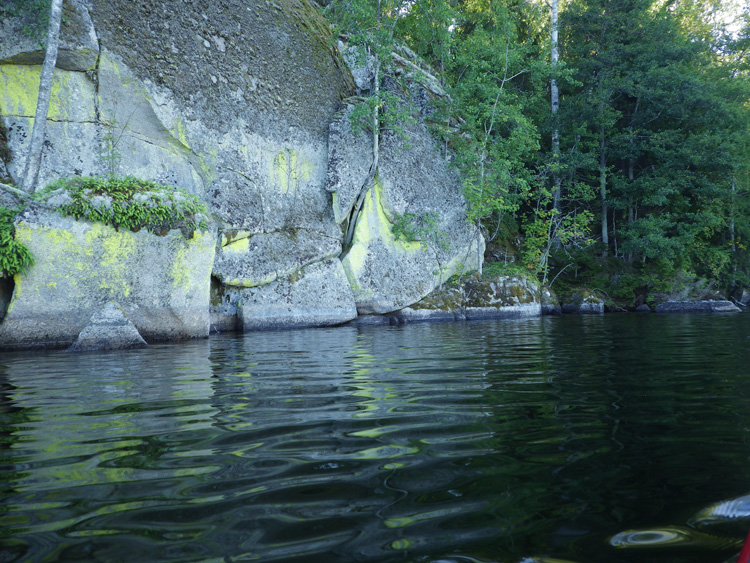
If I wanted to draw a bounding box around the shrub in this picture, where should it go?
[0,206,34,276]
[36,176,209,236]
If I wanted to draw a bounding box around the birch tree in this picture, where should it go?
[323,0,409,248]
[21,0,63,193]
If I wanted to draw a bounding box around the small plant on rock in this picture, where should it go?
[36,176,209,237]
[0,206,34,276]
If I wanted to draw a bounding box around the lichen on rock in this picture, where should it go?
[0,209,216,350]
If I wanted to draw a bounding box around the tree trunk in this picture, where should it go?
[599,125,608,253]
[343,53,380,249]
[22,0,63,193]
[550,0,561,214]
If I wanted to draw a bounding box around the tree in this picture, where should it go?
[323,0,412,248]
[21,0,62,193]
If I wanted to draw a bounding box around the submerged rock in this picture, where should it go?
[68,302,148,352]
[655,300,741,313]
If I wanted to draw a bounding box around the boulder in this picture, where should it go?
[68,301,148,352]
[0,210,216,350]
[334,100,484,313]
[541,285,562,316]
[655,300,741,313]
[238,258,357,330]
[392,275,542,322]
[213,229,341,288]
[635,304,652,313]
[561,290,605,314]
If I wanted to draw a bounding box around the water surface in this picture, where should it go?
[2,313,750,562]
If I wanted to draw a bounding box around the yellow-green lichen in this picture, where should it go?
[343,178,421,281]
[0,64,95,121]
[224,271,277,289]
[86,224,136,298]
[170,230,211,291]
[271,148,312,194]
[170,118,191,151]
[222,236,250,254]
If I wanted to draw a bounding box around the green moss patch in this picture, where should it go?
[37,176,209,237]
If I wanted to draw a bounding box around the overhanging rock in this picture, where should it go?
[0,210,216,350]
[214,229,342,288]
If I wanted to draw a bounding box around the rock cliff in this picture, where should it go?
[0,0,485,349]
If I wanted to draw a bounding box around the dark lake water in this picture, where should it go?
[2,313,750,563]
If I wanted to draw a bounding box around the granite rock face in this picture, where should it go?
[0,210,216,350]
[68,301,148,352]
[213,229,342,288]
[1,0,491,345]
[238,258,357,330]
[332,95,484,314]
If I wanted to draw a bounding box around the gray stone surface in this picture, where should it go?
[214,229,342,288]
[541,286,562,316]
[0,210,216,350]
[399,275,542,322]
[238,258,358,330]
[561,291,605,314]
[338,89,484,314]
[68,301,148,352]
[655,300,741,313]
[326,104,373,224]
[340,43,375,93]
[0,0,99,71]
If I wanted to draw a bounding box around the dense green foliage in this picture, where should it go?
[0,206,33,276]
[323,0,750,303]
[37,176,209,236]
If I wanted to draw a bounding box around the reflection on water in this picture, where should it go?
[1,314,750,562]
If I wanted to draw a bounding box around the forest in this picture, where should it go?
[322,0,750,306]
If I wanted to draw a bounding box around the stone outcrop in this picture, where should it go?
[561,290,605,314]
[68,301,148,352]
[238,258,357,330]
[541,286,562,316]
[330,95,484,314]
[0,0,488,347]
[655,300,741,313]
[389,275,542,322]
[0,210,216,350]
